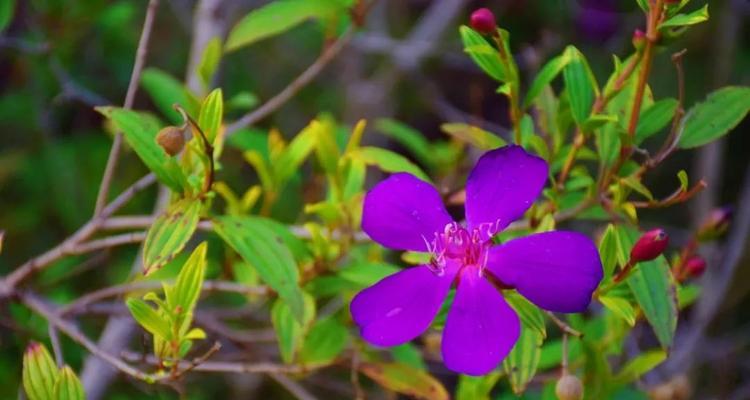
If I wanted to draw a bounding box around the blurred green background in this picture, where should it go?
[1,0,749,398]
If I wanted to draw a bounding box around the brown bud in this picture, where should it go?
[649,383,674,400]
[156,126,185,156]
[555,374,583,400]
[670,374,692,400]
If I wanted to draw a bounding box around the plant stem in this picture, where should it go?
[492,31,522,143]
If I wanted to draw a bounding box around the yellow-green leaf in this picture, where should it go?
[440,122,505,150]
[599,295,637,326]
[660,5,709,29]
[142,198,202,275]
[524,52,571,108]
[300,317,348,366]
[615,350,667,384]
[140,68,194,123]
[172,242,208,315]
[456,373,502,400]
[198,88,223,143]
[214,216,305,322]
[198,37,222,89]
[505,292,546,338]
[22,342,59,400]
[126,298,171,339]
[562,46,597,126]
[54,366,85,400]
[350,146,429,181]
[459,26,507,82]
[360,362,449,400]
[271,294,315,363]
[503,326,543,394]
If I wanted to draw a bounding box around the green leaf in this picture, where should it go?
[225,0,339,52]
[677,283,700,308]
[338,262,400,287]
[97,107,187,192]
[615,350,667,384]
[678,86,750,148]
[456,372,502,400]
[621,176,654,201]
[459,26,507,82]
[198,37,222,89]
[313,117,341,177]
[300,317,348,366]
[273,123,317,186]
[440,122,505,150]
[0,0,15,32]
[635,98,678,144]
[503,326,543,394]
[562,46,597,126]
[635,0,649,12]
[198,88,223,143]
[505,292,546,338]
[214,216,305,322]
[359,362,449,400]
[142,198,202,275]
[271,294,315,363]
[677,170,689,191]
[54,366,85,400]
[660,5,709,29]
[391,344,427,371]
[599,295,637,326]
[375,119,434,168]
[599,224,620,278]
[140,68,194,123]
[524,52,570,108]
[126,298,172,339]
[172,242,207,315]
[22,342,59,400]
[618,227,678,348]
[350,146,429,182]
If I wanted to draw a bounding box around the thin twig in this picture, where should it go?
[94,0,160,216]
[545,311,582,337]
[224,27,355,136]
[120,351,310,374]
[172,342,223,379]
[269,373,319,400]
[70,232,147,256]
[48,324,64,368]
[60,280,269,316]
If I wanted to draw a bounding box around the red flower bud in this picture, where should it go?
[630,228,669,262]
[632,29,646,50]
[470,8,497,35]
[684,255,706,278]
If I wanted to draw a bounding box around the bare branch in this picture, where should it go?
[269,373,319,400]
[70,232,147,256]
[94,0,160,216]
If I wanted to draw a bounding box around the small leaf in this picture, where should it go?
[142,199,202,275]
[459,26,507,82]
[359,362,449,400]
[313,117,341,177]
[677,284,700,308]
[636,98,678,144]
[54,366,85,400]
[678,86,750,148]
[97,107,187,192]
[505,292,546,338]
[599,295,637,327]
[503,326,543,394]
[140,68,194,123]
[184,328,207,340]
[338,262,399,287]
[615,350,667,383]
[271,294,315,363]
[0,0,15,32]
[225,0,340,52]
[172,242,208,315]
[273,122,317,186]
[599,224,620,278]
[660,5,709,29]
[621,176,654,201]
[214,216,305,322]
[198,88,223,143]
[440,122,505,150]
[198,37,222,89]
[562,46,597,126]
[350,146,430,182]
[618,227,678,348]
[300,317,348,366]
[677,170,689,191]
[524,52,570,108]
[22,342,59,400]
[456,373,502,400]
[391,344,427,371]
[126,298,172,339]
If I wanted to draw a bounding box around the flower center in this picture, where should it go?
[426,222,490,276]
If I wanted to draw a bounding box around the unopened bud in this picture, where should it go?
[632,29,646,50]
[630,228,669,263]
[684,255,706,278]
[649,383,674,400]
[470,8,497,35]
[697,206,733,241]
[555,374,583,400]
[670,374,692,400]
[156,126,185,156]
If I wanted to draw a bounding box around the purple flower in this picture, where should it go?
[350,145,603,376]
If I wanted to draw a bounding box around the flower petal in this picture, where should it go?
[350,264,457,347]
[465,145,548,233]
[362,173,454,251]
[486,231,603,313]
[441,269,520,376]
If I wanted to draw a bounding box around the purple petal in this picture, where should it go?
[362,173,454,251]
[465,145,548,233]
[350,264,457,347]
[441,269,520,376]
[486,231,603,313]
